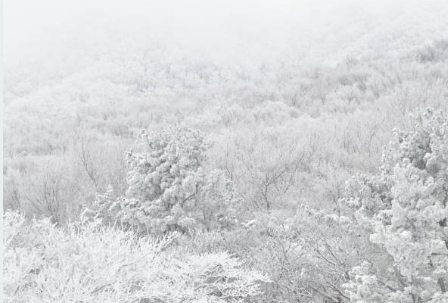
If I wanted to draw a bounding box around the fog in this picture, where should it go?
[5,0,446,65]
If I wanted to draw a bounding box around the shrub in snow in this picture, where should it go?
[3,211,270,303]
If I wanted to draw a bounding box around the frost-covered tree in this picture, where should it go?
[82,127,241,235]
[343,108,448,302]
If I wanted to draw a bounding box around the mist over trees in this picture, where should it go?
[3,0,448,302]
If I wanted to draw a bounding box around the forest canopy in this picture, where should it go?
[3,0,448,302]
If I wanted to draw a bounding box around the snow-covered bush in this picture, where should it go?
[3,211,270,303]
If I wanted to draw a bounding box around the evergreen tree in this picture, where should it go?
[82,127,241,235]
[344,108,448,302]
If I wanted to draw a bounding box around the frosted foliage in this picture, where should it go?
[344,261,413,303]
[344,108,448,302]
[81,185,120,224]
[82,128,241,235]
[126,128,208,203]
[3,211,269,303]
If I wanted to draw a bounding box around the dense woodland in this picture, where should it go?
[3,1,448,302]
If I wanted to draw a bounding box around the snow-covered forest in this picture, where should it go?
[3,0,448,302]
